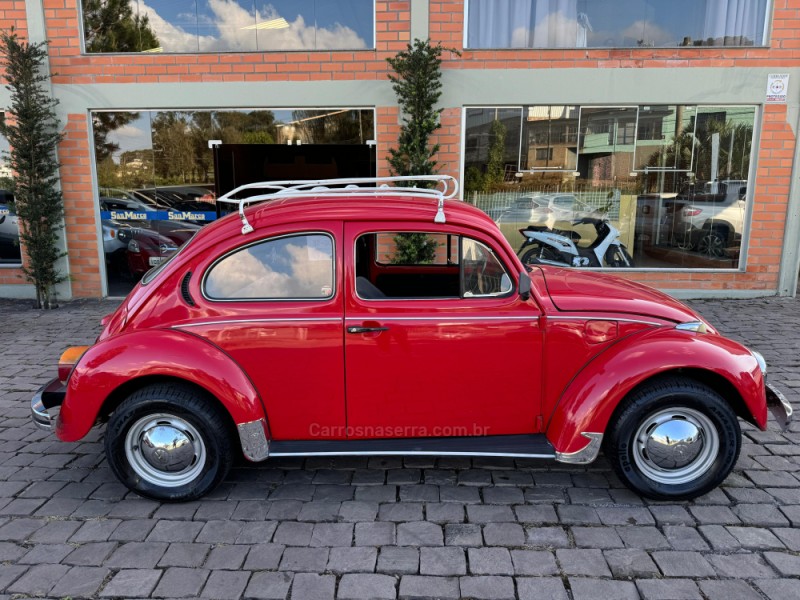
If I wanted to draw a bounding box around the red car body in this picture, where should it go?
[31,179,791,502]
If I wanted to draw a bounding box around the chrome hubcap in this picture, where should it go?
[125,414,206,487]
[633,408,719,485]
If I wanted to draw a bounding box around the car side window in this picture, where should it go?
[204,233,334,300]
[461,238,513,298]
[355,232,511,300]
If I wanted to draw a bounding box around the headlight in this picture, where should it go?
[751,350,767,376]
[127,239,140,253]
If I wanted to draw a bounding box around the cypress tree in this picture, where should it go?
[0,30,66,308]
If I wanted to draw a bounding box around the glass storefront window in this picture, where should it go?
[92,108,375,295]
[521,105,579,172]
[83,0,374,53]
[464,105,756,271]
[0,117,22,266]
[466,0,769,49]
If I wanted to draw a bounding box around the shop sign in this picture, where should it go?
[101,210,218,222]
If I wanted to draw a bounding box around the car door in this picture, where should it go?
[343,223,543,439]
[190,222,346,440]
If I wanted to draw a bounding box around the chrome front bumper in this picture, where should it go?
[766,382,793,431]
[31,379,66,431]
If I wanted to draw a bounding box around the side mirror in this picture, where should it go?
[519,271,531,301]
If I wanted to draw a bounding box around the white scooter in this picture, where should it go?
[517,217,634,268]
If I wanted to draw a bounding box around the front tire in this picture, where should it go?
[605,377,740,500]
[521,244,565,266]
[105,383,234,502]
[604,245,634,267]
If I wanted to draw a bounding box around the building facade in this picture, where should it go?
[0,0,799,299]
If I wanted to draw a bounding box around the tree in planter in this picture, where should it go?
[386,38,458,184]
[386,39,458,261]
[0,31,66,309]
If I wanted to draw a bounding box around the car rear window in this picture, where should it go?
[203,233,334,301]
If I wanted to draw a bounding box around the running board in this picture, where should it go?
[269,434,556,458]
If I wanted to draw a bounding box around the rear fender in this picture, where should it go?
[546,328,766,456]
[57,329,267,444]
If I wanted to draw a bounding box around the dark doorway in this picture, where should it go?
[213,143,377,202]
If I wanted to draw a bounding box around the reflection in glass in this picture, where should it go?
[464,104,756,271]
[84,0,374,53]
[0,112,19,264]
[521,106,579,171]
[579,107,638,179]
[92,108,374,295]
[205,234,334,299]
[466,0,768,48]
[633,105,696,171]
[196,0,257,52]
[136,0,199,52]
[464,108,523,194]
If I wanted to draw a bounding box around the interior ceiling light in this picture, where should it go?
[242,17,289,30]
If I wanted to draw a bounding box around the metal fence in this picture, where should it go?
[464,187,623,222]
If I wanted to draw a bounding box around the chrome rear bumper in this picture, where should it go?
[766,382,793,431]
[31,379,66,431]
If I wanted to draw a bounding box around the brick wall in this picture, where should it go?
[61,113,101,297]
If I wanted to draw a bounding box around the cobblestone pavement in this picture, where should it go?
[0,296,799,599]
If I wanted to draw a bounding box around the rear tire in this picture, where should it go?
[105,383,234,502]
[604,377,740,500]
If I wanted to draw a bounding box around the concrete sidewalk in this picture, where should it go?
[0,296,798,599]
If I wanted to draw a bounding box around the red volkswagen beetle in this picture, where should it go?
[31,177,791,502]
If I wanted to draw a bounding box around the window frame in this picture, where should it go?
[79,0,378,55]
[354,230,515,302]
[460,104,761,274]
[201,231,337,302]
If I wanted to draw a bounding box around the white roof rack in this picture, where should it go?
[215,175,460,234]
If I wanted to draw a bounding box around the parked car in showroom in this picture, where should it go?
[669,180,747,257]
[0,198,21,264]
[31,176,790,502]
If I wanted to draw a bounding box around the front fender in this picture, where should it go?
[546,328,765,455]
[57,328,266,442]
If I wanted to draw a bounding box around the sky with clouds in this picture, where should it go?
[135,0,372,52]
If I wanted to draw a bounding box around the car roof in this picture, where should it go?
[229,194,498,231]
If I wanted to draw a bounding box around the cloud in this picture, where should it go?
[205,240,333,299]
[136,0,368,52]
[114,125,148,139]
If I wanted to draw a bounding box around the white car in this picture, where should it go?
[497,193,599,229]
[671,180,746,257]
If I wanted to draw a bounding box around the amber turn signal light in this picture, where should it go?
[58,346,89,384]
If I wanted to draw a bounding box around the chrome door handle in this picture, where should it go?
[347,326,389,334]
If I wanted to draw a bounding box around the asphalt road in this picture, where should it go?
[0,295,797,599]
